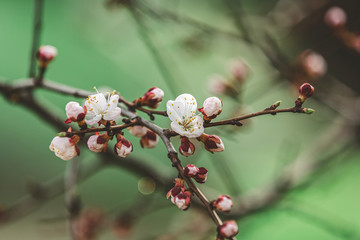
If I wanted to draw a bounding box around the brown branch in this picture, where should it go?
[28,0,44,78]
[204,107,308,128]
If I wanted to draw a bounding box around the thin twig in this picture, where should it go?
[28,0,44,78]
[128,4,178,98]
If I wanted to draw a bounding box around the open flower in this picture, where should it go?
[65,101,87,124]
[85,90,121,125]
[49,136,80,160]
[167,94,204,138]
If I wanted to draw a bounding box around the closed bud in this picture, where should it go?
[184,164,199,177]
[298,83,315,103]
[179,136,195,157]
[37,45,58,68]
[229,59,249,83]
[75,209,105,240]
[193,167,208,183]
[303,108,315,114]
[212,195,233,212]
[65,101,87,124]
[49,136,80,160]
[114,134,133,158]
[199,134,225,153]
[208,75,228,95]
[299,50,327,79]
[324,6,347,28]
[174,191,191,210]
[198,97,223,122]
[217,220,239,238]
[140,130,158,148]
[136,87,164,109]
[128,125,147,137]
[87,133,110,153]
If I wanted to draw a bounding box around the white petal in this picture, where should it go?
[108,94,119,110]
[86,114,102,125]
[103,107,121,121]
[167,100,182,122]
[175,93,197,115]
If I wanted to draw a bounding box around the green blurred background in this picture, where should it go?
[1,0,360,239]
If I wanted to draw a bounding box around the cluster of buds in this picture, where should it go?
[184,164,208,183]
[167,94,225,155]
[166,178,192,210]
[37,45,58,68]
[134,87,164,109]
[50,88,136,160]
[217,220,239,239]
[208,59,249,98]
[324,6,360,53]
[128,125,159,148]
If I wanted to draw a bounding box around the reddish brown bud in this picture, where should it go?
[199,134,225,153]
[298,83,315,103]
[37,45,58,68]
[135,87,164,109]
[114,134,133,157]
[193,167,208,183]
[184,164,199,177]
[140,130,159,148]
[112,213,135,238]
[179,136,195,157]
[173,191,191,210]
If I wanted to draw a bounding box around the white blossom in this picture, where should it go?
[87,135,107,153]
[166,94,204,138]
[49,136,78,160]
[85,90,121,125]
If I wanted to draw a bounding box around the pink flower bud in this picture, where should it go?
[208,75,227,95]
[140,130,158,148]
[184,164,199,177]
[193,167,208,183]
[37,45,58,67]
[217,220,239,238]
[174,191,191,210]
[114,135,133,158]
[324,6,347,28]
[128,125,147,137]
[87,134,109,153]
[65,101,87,124]
[229,59,249,82]
[140,87,164,109]
[298,83,315,103]
[198,97,223,122]
[199,134,225,153]
[75,209,105,240]
[212,195,233,212]
[299,50,327,79]
[49,136,79,160]
[179,136,195,157]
